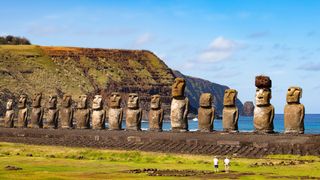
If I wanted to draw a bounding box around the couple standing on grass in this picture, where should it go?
[213,156,230,173]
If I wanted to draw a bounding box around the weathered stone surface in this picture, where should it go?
[17,94,28,128]
[45,95,58,129]
[255,75,272,89]
[30,93,44,128]
[107,92,123,130]
[60,95,74,129]
[198,93,215,132]
[148,94,164,131]
[284,87,305,134]
[171,78,189,132]
[126,93,142,131]
[243,101,254,116]
[223,89,239,132]
[92,95,105,130]
[75,95,91,129]
[4,99,14,128]
[254,88,274,133]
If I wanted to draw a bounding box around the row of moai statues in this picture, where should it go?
[3,76,305,134]
[169,76,305,134]
[170,78,239,132]
[3,92,164,131]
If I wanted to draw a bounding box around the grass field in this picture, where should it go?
[0,142,319,179]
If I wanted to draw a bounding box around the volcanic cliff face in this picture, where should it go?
[0,45,243,119]
[173,70,244,116]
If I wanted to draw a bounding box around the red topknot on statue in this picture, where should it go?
[255,75,272,89]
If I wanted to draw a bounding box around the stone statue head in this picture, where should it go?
[172,78,186,98]
[62,95,72,108]
[18,94,27,109]
[6,99,13,110]
[32,93,42,108]
[77,95,88,109]
[150,94,161,109]
[92,95,103,110]
[200,93,212,108]
[255,88,271,106]
[287,87,302,104]
[127,93,139,109]
[48,95,57,109]
[109,92,121,108]
[224,89,237,106]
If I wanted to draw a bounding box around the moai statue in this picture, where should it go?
[30,93,44,128]
[125,93,142,131]
[107,92,123,130]
[60,95,74,129]
[148,94,164,131]
[4,99,15,128]
[284,87,305,134]
[170,78,189,132]
[75,95,91,129]
[45,95,59,129]
[92,95,106,130]
[17,94,28,128]
[198,93,215,132]
[253,75,274,133]
[222,89,239,132]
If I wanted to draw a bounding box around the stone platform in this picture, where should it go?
[0,128,319,158]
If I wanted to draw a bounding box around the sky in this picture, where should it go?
[1,0,320,113]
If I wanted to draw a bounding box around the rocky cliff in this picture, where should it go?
[173,70,244,116]
[0,45,243,119]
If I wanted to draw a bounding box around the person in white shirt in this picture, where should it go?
[213,156,219,172]
[224,157,230,173]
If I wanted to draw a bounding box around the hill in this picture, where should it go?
[0,45,243,118]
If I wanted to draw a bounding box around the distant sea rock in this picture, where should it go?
[243,101,254,116]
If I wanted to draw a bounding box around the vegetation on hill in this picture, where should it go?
[0,45,174,117]
[0,35,31,45]
[0,45,243,118]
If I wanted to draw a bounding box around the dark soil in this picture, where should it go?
[4,165,22,170]
[127,168,254,178]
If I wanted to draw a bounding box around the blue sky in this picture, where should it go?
[1,0,320,113]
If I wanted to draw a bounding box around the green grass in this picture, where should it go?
[0,142,319,179]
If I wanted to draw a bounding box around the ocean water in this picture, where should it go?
[119,114,320,134]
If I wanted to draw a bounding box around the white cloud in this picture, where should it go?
[298,62,320,71]
[134,33,153,46]
[182,62,196,69]
[199,36,241,62]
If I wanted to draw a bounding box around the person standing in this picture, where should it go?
[213,156,219,172]
[224,157,230,173]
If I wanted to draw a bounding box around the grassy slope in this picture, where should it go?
[0,142,319,180]
[0,45,174,117]
[0,45,173,97]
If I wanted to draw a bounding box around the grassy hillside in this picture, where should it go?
[0,45,174,116]
[0,45,243,118]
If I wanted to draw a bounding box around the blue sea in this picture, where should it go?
[120,114,320,134]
